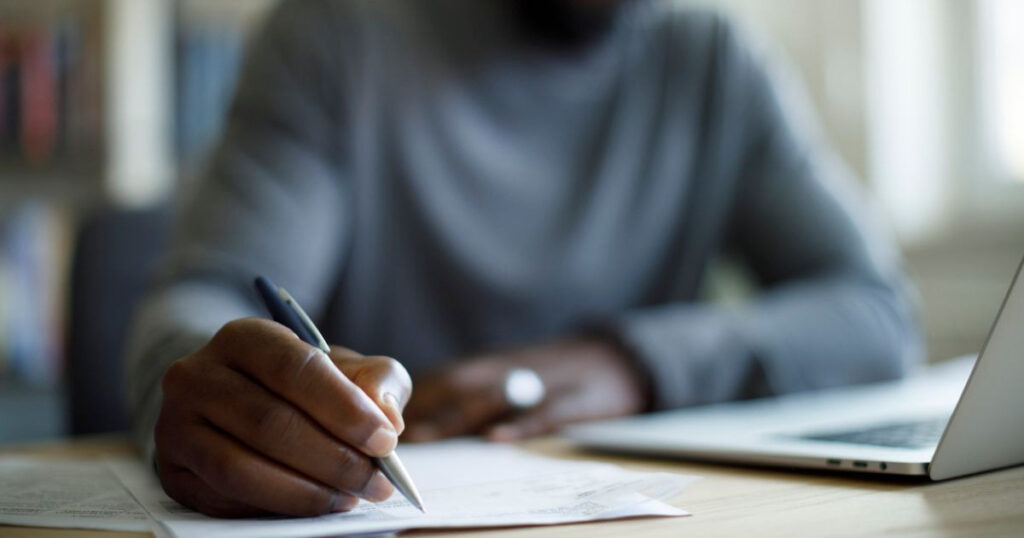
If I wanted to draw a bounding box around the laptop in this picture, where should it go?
[567,256,1024,480]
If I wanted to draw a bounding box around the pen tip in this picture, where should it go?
[411,494,426,513]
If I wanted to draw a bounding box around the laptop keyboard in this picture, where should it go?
[798,418,948,449]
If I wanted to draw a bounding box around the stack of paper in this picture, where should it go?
[1,441,698,537]
[0,459,150,532]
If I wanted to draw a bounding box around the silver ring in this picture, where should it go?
[503,368,546,411]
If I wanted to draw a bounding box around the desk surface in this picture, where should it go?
[2,436,1023,537]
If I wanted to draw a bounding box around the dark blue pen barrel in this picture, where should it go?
[254,276,318,346]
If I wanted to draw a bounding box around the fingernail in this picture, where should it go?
[331,492,357,513]
[363,473,394,502]
[366,426,398,456]
[382,392,405,434]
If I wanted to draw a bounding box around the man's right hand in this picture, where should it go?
[155,318,412,517]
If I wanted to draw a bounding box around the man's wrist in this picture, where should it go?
[572,328,654,413]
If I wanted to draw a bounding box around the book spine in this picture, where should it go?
[0,12,96,166]
[0,202,69,389]
[19,25,59,166]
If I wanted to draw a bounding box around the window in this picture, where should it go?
[977,0,1024,183]
[864,0,1024,242]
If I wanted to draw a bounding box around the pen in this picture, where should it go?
[254,276,426,513]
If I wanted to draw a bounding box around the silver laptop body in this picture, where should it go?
[568,257,1024,480]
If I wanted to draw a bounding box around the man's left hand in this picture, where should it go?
[403,337,649,442]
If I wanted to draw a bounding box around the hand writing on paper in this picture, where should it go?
[154,318,412,517]
[403,337,649,442]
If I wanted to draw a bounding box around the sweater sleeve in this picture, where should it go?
[124,0,353,459]
[607,16,923,410]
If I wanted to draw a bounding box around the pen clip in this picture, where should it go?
[278,287,332,354]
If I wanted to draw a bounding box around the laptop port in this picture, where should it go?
[853,461,869,468]
[826,459,842,466]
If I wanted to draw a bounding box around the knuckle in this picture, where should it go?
[225,317,262,333]
[211,318,268,352]
[333,448,375,492]
[161,359,190,394]
[372,356,413,388]
[277,346,325,394]
[300,488,335,516]
[374,355,401,373]
[212,319,246,345]
[252,403,304,447]
[201,449,244,494]
[372,355,397,367]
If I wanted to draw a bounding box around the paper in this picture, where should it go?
[114,441,697,538]
[0,441,697,537]
[0,458,151,532]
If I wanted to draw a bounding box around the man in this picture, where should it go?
[128,0,920,518]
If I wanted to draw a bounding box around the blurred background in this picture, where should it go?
[0,0,1021,444]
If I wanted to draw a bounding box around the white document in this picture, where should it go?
[0,458,151,532]
[113,440,697,538]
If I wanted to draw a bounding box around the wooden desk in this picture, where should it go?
[3,436,1023,537]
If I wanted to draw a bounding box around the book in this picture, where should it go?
[0,201,70,389]
[0,13,98,168]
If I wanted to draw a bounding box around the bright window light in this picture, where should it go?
[978,0,1024,182]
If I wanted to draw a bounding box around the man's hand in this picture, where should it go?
[403,337,648,442]
[155,318,412,517]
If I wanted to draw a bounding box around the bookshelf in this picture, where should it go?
[0,0,105,205]
[0,0,275,443]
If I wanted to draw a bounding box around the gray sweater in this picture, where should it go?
[127,0,920,454]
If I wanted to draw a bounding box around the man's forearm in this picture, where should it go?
[609,276,921,411]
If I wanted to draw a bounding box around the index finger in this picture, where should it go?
[334,354,413,434]
[211,318,398,457]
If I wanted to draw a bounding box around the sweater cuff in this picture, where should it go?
[127,328,212,466]
[597,304,768,411]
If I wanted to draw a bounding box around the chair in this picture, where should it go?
[66,205,170,435]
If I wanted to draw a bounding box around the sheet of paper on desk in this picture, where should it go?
[0,458,151,532]
[113,440,698,538]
